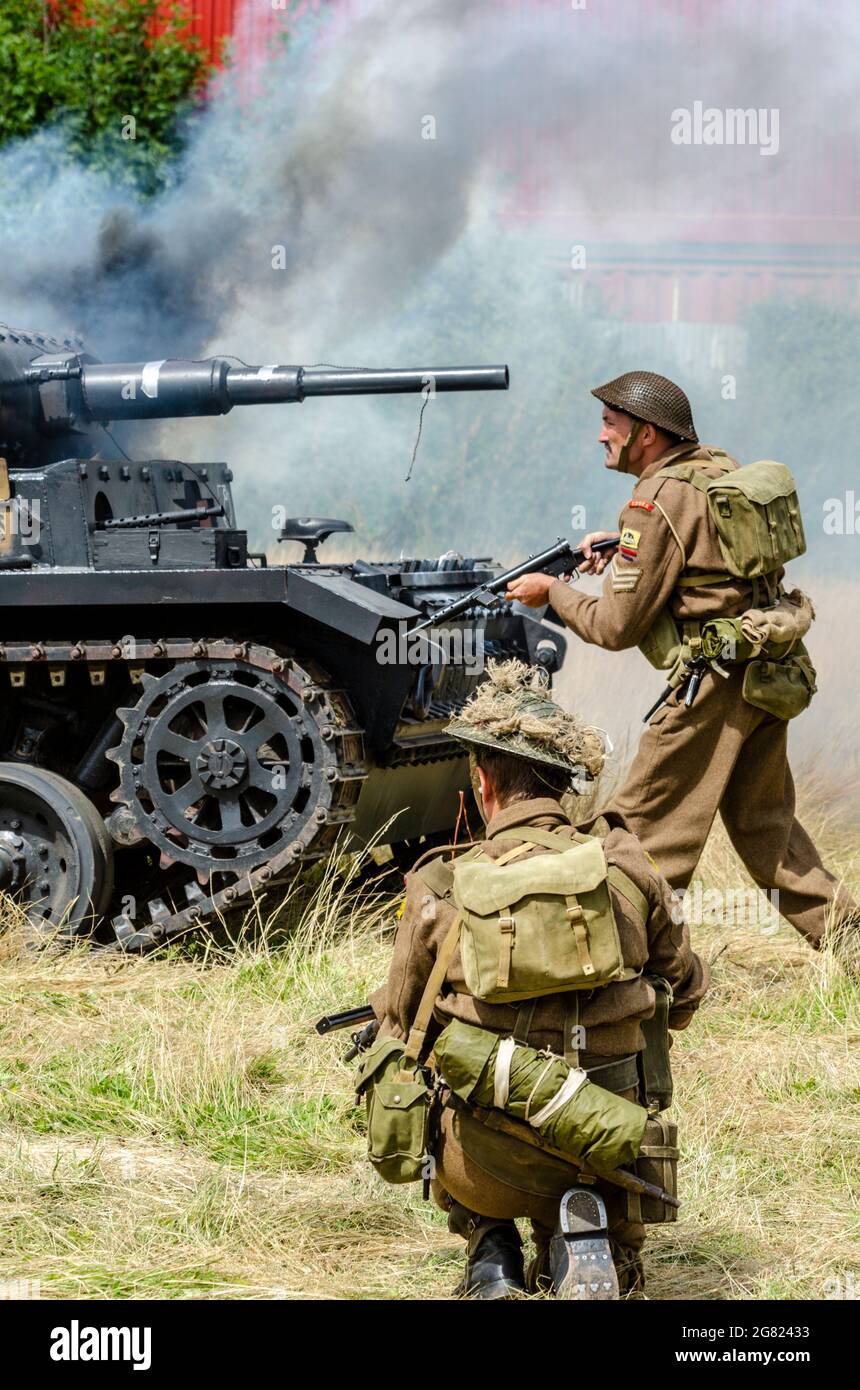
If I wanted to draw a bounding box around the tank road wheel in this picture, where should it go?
[106,654,365,950]
[0,764,114,938]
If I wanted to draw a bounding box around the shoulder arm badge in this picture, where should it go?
[627,499,654,512]
[618,526,641,561]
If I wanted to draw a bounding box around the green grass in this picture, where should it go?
[0,791,857,1300]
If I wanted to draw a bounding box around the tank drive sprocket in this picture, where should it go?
[106,647,366,949]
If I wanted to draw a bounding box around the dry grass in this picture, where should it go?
[0,784,857,1301]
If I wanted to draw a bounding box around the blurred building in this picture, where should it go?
[166,0,860,372]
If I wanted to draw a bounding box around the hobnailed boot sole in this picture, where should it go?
[549,1187,620,1301]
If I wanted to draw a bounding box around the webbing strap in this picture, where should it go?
[523,1055,557,1123]
[491,825,571,852]
[497,916,515,990]
[491,842,529,989]
[565,896,595,976]
[675,570,732,588]
[513,999,537,1044]
[493,1036,516,1109]
[409,840,480,875]
[650,498,687,567]
[606,865,649,924]
[637,975,674,1112]
[656,459,733,489]
[564,994,580,1068]
[528,1064,588,1128]
[586,1053,639,1095]
[403,914,461,1063]
[654,459,733,572]
[488,841,534,866]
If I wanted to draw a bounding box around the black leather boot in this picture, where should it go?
[454,1218,525,1300]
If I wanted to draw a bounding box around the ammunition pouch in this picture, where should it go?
[742,646,817,721]
[355,1036,435,1184]
[355,912,463,1185]
[638,607,683,673]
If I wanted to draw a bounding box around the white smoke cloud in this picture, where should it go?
[0,0,856,557]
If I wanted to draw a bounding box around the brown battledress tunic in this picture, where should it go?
[548,443,856,947]
[372,796,708,1283]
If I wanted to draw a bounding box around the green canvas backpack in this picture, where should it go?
[657,457,806,579]
[451,826,645,1004]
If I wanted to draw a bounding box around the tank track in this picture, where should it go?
[0,636,366,952]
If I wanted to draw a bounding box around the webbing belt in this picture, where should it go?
[675,571,732,588]
[586,1053,639,1095]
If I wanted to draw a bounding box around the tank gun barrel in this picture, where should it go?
[18,357,509,424]
[226,364,509,404]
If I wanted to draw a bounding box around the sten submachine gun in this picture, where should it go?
[413,535,620,631]
[315,1005,679,1211]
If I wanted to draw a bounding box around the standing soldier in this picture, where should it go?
[506,372,857,957]
[365,660,708,1299]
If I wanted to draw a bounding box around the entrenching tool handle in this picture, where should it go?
[471,1103,680,1210]
[599,1164,680,1210]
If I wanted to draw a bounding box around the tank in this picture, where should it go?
[0,322,565,951]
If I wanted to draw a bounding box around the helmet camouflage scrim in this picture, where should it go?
[445,659,606,790]
[592,370,698,443]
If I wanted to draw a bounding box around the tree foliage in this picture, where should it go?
[0,0,212,195]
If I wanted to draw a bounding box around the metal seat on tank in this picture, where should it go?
[278,517,354,563]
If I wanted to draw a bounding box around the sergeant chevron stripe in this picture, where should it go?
[610,559,642,592]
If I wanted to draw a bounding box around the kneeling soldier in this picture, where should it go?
[367,660,708,1299]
